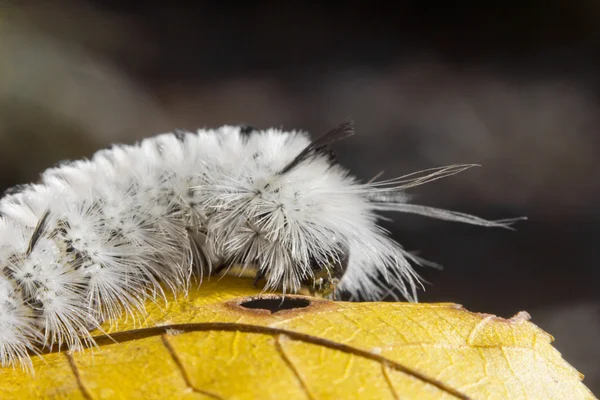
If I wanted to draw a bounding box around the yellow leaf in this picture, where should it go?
[1,276,596,400]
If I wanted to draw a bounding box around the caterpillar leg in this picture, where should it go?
[300,245,350,300]
[253,269,267,288]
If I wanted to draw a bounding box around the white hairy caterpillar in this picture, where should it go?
[0,122,522,370]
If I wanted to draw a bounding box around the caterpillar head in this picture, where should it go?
[203,122,520,302]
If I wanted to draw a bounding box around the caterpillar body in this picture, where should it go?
[0,122,521,370]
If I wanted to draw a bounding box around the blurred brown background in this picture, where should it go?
[1,0,599,392]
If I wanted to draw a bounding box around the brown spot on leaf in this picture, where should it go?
[472,310,532,324]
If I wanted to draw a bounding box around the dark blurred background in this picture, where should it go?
[1,0,599,392]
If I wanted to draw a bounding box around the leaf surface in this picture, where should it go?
[2,276,596,400]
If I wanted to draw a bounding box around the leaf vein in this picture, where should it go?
[381,362,400,400]
[274,334,315,400]
[65,353,93,400]
[160,333,224,400]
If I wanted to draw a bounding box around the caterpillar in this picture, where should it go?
[0,122,522,370]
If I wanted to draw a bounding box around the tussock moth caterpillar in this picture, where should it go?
[0,122,522,370]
